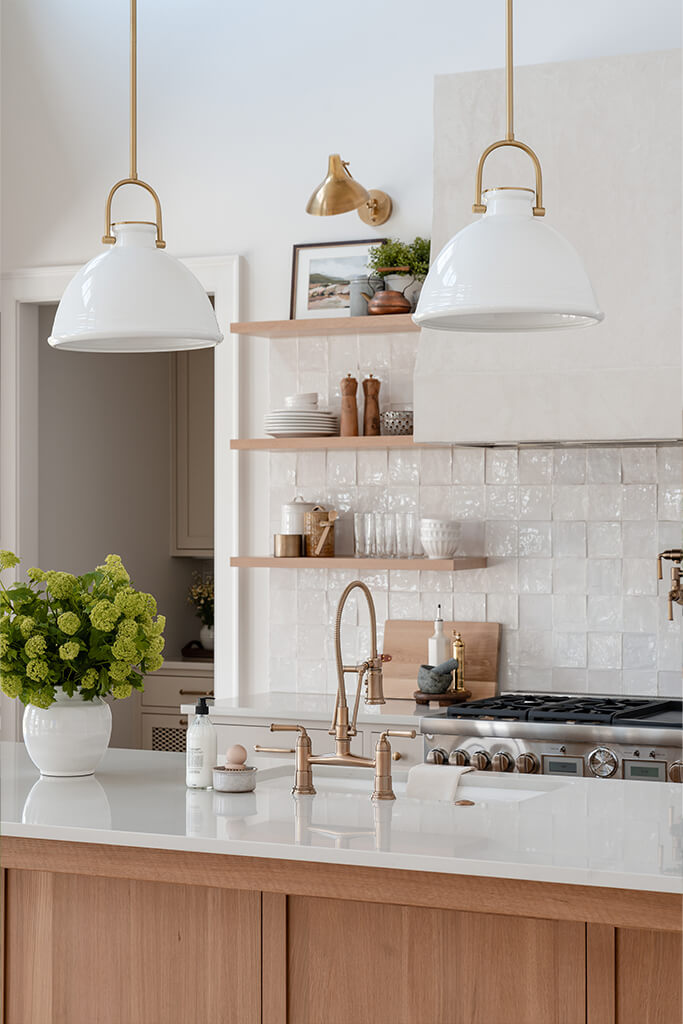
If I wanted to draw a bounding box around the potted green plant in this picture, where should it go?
[367,237,431,310]
[0,550,166,776]
[188,572,214,650]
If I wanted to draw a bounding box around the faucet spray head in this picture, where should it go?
[366,658,386,705]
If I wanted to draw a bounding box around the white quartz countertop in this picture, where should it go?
[3,743,681,893]
[183,691,430,726]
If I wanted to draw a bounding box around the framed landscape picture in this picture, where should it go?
[289,238,385,320]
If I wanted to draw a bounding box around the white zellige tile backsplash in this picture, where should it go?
[267,331,682,698]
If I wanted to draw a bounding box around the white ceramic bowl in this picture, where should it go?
[421,536,461,558]
[284,392,319,408]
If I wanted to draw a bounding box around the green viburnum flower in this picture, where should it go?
[59,641,79,661]
[0,659,12,674]
[147,635,165,656]
[143,615,166,639]
[45,571,77,599]
[114,589,145,618]
[26,658,49,682]
[116,618,138,640]
[81,668,98,689]
[90,599,119,632]
[109,660,131,682]
[143,653,164,673]
[143,594,157,616]
[27,567,46,582]
[24,635,47,659]
[111,637,138,662]
[57,612,80,636]
[98,554,130,586]
[1,673,23,698]
[0,550,20,570]
[29,685,55,709]
[18,616,36,639]
[111,682,133,700]
[0,634,9,657]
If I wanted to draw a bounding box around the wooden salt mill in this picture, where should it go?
[340,374,359,436]
[362,375,381,436]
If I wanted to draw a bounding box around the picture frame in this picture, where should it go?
[289,238,386,320]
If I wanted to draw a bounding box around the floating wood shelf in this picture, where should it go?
[230,556,486,571]
[229,314,419,338]
[230,436,448,451]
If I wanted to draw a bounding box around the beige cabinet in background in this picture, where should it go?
[170,349,214,556]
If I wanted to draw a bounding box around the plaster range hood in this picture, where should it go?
[414,52,681,447]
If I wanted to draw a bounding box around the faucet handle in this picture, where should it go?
[658,549,683,579]
[270,723,309,736]
[385,730,417,740]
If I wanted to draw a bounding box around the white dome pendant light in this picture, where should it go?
[49,0,222,352]
[413,0,604,332]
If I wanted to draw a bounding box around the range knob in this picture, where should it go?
[588,746,619,778]
[448,748,470,767]
[491,751,514,773]
[515,752,540,775]
[470,750,491,771]
[669,761,683,783]
[426,747,448,765]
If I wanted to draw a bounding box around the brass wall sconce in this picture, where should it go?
[305,154,393,226]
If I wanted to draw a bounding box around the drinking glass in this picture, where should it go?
[373,512,386,558]
[383,513,396,558]
[353,512,372,557]
[395,512,416,558]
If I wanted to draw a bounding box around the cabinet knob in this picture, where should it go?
[179,717,188,726]
[179,689,214,697]
[392,751,402,761]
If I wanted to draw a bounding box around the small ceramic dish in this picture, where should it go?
[212,765,257,792]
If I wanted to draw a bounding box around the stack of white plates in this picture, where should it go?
[264,409,339,438]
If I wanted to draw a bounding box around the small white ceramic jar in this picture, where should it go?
[281,496,317,535]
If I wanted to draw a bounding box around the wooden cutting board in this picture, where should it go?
[382,620,501,701]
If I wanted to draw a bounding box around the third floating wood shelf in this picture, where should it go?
[230,556,486,571]
[229,313,419,338]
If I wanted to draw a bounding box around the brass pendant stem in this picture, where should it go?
[130,0,137,179]
[471,0,546,216]
[506,0,514,141]
[101,0,166,248]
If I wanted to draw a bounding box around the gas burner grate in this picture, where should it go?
[447,693,570,721]
[527,697,662,725]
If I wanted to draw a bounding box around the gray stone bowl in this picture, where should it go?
[417,664,453,694]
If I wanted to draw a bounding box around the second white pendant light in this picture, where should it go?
[413,0,603,333]
[49,0,222,353]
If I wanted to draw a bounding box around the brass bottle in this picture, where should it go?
[451,631,465,691]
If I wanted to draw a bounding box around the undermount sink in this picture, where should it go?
[258,764,561,804]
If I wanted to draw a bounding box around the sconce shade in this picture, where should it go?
[49,224,223,352]
[306,154,371,216]
[413,189,603,332]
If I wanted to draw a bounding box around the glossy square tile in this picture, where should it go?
[658,486,682,522]
[587,595,623,632]
[622,484,657,520]
[486,485,518,519]
[553,595,587,631]
[553,558,587,594]
[656,445,683,483]
[357,450,387,486]
[485,521,519,556]
[517,630,553,668]
[451,448,485,483]
[621,447,657,483]
[388,449,420,485]
[586,522,621,558]
[419,486,454,518]
[486,594,519,629]
[586,485,622,521]
[419,447,452,485]
[485,449,518,484]
[518,558,552,594]
[622,632,657,670]
[586,448,621,483]
[552,521,587,557]
[587,559,622,596]
[622,521,657,558]
[519,522,552,557]
[553,632,587,668]
[519,486,551,520]
[553,449,586,484]
[587,632,621,669]
[450,486,485,519]
[552,485,587,520]
[622,596,658,632]
[518,448,552,483]
[326,450,356,487]
[622,558,658,595]
[452,593,487,621]
[519,594,553,629]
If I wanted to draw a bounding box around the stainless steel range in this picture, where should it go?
[421,694,683,782]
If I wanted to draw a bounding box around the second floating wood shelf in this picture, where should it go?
[230,436,448,451]
[230,556,486,571]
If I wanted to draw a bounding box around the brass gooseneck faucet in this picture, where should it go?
[271,581,415,801]
[658,549,683,621]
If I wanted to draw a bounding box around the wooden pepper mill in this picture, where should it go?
[362,375,381,436]
[340,374,359,437]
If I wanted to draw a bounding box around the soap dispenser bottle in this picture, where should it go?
[428,605,450,667]
[186,697,217,789]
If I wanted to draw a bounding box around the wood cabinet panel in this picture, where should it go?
[286,895,586,1024]
[616,927,682,1024]
[171,348,214,556]
[4,869,260,1024]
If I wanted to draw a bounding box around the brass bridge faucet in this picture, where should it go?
[271,580,415,801]
[657,549,683,621]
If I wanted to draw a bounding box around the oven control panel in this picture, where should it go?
[422,734,681,782]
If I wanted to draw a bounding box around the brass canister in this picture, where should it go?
[273,534,302,557]
[304,506,336,557]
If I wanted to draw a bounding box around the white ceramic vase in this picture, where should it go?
[199,624,214,651]
[22,688,112,777]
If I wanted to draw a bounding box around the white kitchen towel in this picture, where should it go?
[406,763,473,802]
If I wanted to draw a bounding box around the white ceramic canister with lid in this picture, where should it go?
[281,496,317,535]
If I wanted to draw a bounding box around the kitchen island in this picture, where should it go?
[2,742,681,1024]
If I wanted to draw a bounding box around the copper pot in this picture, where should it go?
[364,289,412,315]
